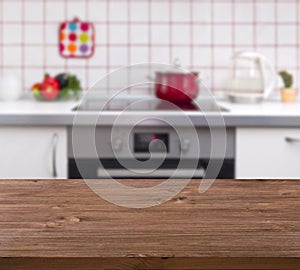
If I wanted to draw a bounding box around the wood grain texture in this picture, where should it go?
[0,179,299,270]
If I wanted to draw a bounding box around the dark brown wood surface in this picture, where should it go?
[0,179,299,270]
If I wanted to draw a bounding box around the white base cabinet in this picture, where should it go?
[236,128,300,179]
[0,127,67,179]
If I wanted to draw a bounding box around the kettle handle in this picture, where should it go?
[257,54,276,98]
[233,51,275,98]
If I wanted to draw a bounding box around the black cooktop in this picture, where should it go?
[74,98,227,112]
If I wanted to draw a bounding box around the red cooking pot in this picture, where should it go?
[154,70,199,103]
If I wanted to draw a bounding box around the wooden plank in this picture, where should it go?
[1,257,300,270]
[0,179,299,270]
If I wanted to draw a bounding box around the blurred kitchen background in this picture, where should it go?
[0,0,299,95]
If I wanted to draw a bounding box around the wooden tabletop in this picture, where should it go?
[0,179,299,270]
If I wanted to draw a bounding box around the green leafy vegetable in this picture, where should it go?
[59,74,82,100]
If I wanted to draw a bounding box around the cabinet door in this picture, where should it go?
[0,127,67,179]
[236,128,300,179]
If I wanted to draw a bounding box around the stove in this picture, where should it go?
[69,97,234,180]
[73,97,228,112]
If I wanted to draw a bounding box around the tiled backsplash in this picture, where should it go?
[0,0,299,94]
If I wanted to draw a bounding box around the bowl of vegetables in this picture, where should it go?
[31,73,82,101]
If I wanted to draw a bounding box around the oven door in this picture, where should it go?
[68,158,234,179]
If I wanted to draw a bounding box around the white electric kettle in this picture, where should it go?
[226,51,275,103]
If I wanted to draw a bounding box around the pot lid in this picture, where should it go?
[156,58,197,75]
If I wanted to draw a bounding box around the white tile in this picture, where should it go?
[88,69,109,90]
[235,25,253,45]
[299,26,300,45]
[172,24,190,45]
[88,1,107,22]
[213,47,233,68]
[213,25,232,45]
[256,25,275,45]
[106,68,129,93]
[24,24,44,45]
[193,47,212,67]
[106,87,129,97]
[277,25,297,45]
[65,58,87,68]
[277,47,297,68]
[131,1,148,22]
[171,47,191,67]
[130,25,148,44]
[1,68,22,83]
[46,1,65,22]
[109,46,128,66]
[24,46,43,67]
[89,70,110,92]
[45,68,66,80]
[151,47,170,64]
[193,2,211,23]
[256,47,275,66]
[88,46,107,67]
[193,25,211,45]
[130,46,149,64]
[3,0,22,22]
[277,3,297,22]
[297,5,300,44]
[234,3,253,22]
[234,45,254,53]
[46,24,59,45]
[256,2,275,22]
[24,68,44,89]
[66,1,87,20]
[172,2,190,22]
[3,24,22,44]
[213,2,232,22]
[151,25,170,45]
[109,1,128,22]
[95,23,107,45]
[109,24,128,44]
[293,70,299,90]
[24,1,43,22]
[129,65,151,86]
[3,46,22,66]
[45,46,66,67]
[214,69,230,91]
[198,69,212,89]
[151,2,169,22]
[128,84,147,96]
[129,88,153,97]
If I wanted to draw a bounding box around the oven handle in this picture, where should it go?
[285,136,300,143]
[52,133,59,178]
[97,168,205,178]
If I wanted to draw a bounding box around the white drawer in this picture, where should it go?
[236,128,300,179]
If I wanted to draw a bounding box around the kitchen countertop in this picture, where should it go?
[0,96,300,126]
[0,179,299,270]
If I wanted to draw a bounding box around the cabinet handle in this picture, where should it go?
[285,137,300,143]
[52,133,59,178]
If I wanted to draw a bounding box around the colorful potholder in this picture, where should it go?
[59,18,95,59]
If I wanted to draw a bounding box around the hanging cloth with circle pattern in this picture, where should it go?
[59,17,95,59]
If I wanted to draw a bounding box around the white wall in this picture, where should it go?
[0,0,299,95]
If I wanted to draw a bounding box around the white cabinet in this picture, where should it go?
[0,127,67,179]
[236,128,300,179]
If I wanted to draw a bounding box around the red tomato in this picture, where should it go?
[43,76,60,90]
[41,77,60,100]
